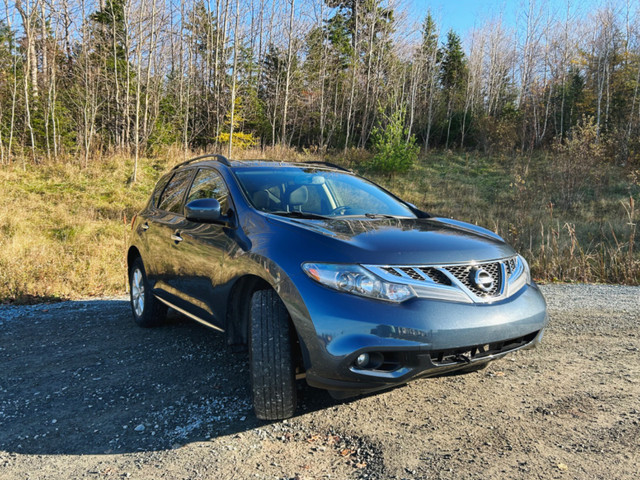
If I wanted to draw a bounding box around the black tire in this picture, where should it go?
[129,257,168,328]
[250,289,297,420]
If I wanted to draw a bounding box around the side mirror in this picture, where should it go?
[185,198,222,223]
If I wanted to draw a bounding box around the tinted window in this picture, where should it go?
[186,169,230,212]
[150,173,172,208]
[326,177,391,214]
[233,167,415,218]
[158,170,194,214]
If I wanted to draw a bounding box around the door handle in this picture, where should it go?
[141,222,149,230]
[171,232,183,243]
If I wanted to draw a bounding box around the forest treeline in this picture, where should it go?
[2,0,640,175]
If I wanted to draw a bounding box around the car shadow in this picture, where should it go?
[0,298,361,455]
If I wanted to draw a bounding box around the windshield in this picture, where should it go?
[233,166,416,218]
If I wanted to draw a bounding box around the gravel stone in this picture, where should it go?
[0,285,638,479]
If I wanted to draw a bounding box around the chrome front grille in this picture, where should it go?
[365,256,526,304]
[505,257,517,275]
[384,266,454,286]
[446,262,502,297]
[420,267,452,286]
[400,267,424,281]
[383,267,402,277]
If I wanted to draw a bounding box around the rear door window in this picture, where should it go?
[186,169,230,213]
[158,169,194,214]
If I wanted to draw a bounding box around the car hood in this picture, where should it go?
[265,215,516,265]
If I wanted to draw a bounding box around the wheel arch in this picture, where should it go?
[127,246,141,274]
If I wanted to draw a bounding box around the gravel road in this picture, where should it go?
[1,284,638,479]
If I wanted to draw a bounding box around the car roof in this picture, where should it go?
[171,155,351,173]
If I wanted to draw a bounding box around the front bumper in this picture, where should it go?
[289,279,548,395]
[306,329,543,397]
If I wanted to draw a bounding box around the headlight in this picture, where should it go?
[507,254,531,294]
[519,254,532,284]
[302,263,415,303]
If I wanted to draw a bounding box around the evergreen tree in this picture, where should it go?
[420,13,438,61]
[417,12,440,149]
[439,30,467,148]
[440,30,466,97]
[369,107,419,175]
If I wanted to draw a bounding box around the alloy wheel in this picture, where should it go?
[131,268,145,317]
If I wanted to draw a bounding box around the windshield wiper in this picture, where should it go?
[271,211,329,220]
[364,213,401,219]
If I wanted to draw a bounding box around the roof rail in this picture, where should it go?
[172,154,230,170]
[301,161,352,173]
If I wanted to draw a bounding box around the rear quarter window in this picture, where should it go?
[158,169,194,214]
[150,174,172,208]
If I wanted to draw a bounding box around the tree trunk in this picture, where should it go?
[228,0,240,157]
[344,1,358,151]
[281,0,295,146]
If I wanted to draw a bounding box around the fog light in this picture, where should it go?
[355,353,370,368]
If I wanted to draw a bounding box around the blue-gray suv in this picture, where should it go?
[127,155,548,420]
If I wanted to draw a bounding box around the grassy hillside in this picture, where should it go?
[0,157,165,303]
[1,150,639,304]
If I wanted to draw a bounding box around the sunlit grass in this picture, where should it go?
[361,151,640,285]
[0,156,167,303]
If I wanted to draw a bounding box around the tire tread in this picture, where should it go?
[250,289,296,420]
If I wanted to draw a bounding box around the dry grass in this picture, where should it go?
[364,151,640,285]
[1,148,638,303]
[0,155,168,303]
[530,198,640,284]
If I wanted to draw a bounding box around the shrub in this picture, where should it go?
[368,108,419,175]
[551,116,606,209]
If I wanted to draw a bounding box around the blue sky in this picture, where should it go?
[406,0,517,35]
[405,0,605,37]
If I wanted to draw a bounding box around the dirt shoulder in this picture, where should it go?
[1,284,638,479]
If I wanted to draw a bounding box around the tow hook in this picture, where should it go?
[454,353,472,363]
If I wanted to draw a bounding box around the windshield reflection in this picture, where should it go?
[233,167,416,219]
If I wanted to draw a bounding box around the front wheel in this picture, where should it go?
[249,289,297,420]
[129,257,167,328]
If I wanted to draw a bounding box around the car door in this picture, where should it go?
[177,168,240,329]
[144,168,195,308]
[135,172,173,276]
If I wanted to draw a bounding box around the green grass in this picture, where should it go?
[1,149,639,304]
